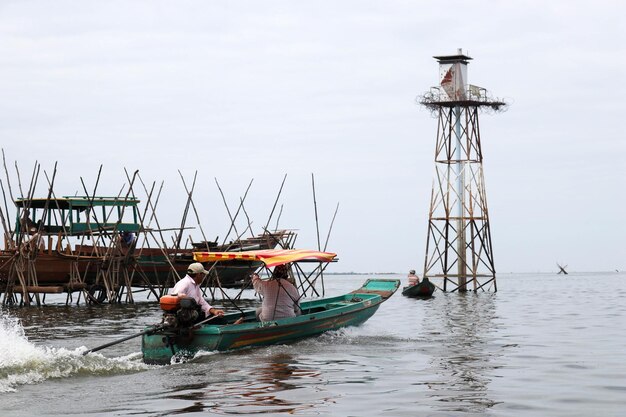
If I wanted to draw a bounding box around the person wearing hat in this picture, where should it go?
[407,269,420,286]
[252,263,301,321]
[171,262,224,318]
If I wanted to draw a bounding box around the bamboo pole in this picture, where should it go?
[311,173,324,296]
[0,184,10,248]
[135,173,183,292]
[0,180,13,244]
[2,149,16,210]
[43,169,85,304]
[22,162,41,305]
[323,202,340,252]
[79,166,113,301]
[263,174,287,233]
[240,197,254,238]
[79,170,132,302]
[273,204,284,233]
[214,177,241,248]
[123,171,160,300]
[178,170,210,251]
[135,180,170,296]
[27,163,59,304]
[98,170,139,303]
[78,167,138,303]
[216,178,254,247]
[174,171,197,253]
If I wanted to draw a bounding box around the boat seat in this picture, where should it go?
[302,306,327,314]
[324,303,351,309]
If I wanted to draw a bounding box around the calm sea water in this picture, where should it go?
[1,272,625,416]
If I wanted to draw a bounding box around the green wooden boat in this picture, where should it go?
[142,278,400,364]
[401,277,436,298]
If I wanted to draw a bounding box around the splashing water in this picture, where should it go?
[0,311,149,393]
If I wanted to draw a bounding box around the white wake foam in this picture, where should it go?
[0,311,149,393]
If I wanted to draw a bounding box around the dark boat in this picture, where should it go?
[401,277,435,298]
[141,249,400,364]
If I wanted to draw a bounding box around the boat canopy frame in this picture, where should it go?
[193,248,337,267]
[194,248,337,301]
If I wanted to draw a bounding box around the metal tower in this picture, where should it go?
[420,49,505,292]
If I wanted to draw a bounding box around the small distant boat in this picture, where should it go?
[401,277,435,298]
[141,249,400,364]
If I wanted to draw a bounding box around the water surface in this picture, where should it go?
[1,272,625,416]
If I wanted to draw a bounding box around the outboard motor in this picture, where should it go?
[159,295,201,328]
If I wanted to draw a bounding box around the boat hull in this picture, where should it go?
[142,279,400,364]
[401,279,436,298]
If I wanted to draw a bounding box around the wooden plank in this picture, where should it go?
[13,285,64,294]
[64,283,87,291]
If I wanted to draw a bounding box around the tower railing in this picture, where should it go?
[421,85,506,110]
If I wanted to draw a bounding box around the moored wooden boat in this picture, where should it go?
[142,278,400,364]
[401,277,435,298]
[0,196,293,302]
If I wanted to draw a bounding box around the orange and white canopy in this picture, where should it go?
[193,249,337,268]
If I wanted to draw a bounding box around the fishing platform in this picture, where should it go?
[0,195,293,306]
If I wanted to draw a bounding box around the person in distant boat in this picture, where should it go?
[25,227,45,252]
[170,262,224,319]
[120,231,136,248]
[252,263,301,321]
[23,214,37,232]
[407,269,420,286]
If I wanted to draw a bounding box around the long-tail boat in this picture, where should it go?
[141,249,400,364]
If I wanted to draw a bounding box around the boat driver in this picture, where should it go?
[171,262,224,319]
[407,269,420,286]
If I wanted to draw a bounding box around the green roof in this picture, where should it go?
[15,197,140,210]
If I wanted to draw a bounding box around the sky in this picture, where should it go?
[0,0,624,274]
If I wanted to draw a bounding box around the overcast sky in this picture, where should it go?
[0,1,624,273]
